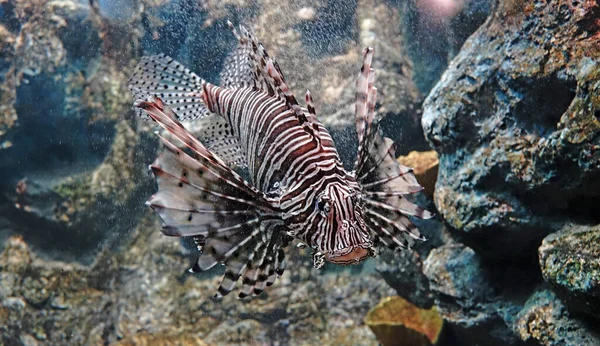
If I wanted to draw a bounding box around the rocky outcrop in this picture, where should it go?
[423,243,525,346]
[422,0,600,259]
[418,0,600,344]
[0,0,158,262]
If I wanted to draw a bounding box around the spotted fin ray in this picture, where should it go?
[128,50,247,169]
[192,115,247,168]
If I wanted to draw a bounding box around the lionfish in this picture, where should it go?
[128,23,433,298]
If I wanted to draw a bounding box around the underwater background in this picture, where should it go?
[0,0,599,345]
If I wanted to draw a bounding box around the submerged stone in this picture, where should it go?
[515,289,600,345]
[539,224,600,317]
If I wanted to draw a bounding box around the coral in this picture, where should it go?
[364,296,444,346]
[397,150,439,196]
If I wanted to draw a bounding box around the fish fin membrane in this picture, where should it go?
[136,97,288,297]
[219,23,256,89]
[193,114,248,168]
[365,207,424,252]
[128,54,211,121]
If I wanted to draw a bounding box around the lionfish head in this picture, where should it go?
[314,183,376,265]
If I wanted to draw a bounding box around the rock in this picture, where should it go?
[0,236,31,299]
[0,236,115,346]
[117,332,211,346]
[397,150,439,197]
[422,0,600,259]
[539,224,600,317]
[205,319,268,345]
[376,248,435,309]
[364,296,444,346]
[424,243,495,309]
[0,119,154,263]
[375,194,447,310]
[515,289,600,345]
[0,0,157,263]
[423,243,523,345]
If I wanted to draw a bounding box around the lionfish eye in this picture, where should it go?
[316,199,330,214]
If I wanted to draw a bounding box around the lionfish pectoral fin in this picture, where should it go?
[356,126,434,251]
[136,98,290,298]
[351,46,433,251]
[128,54,210,121]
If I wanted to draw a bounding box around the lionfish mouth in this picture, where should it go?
[326,244,374,265]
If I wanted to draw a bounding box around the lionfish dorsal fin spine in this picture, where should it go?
[353,48,434,252]
[355,47,374,155]
[220,23,321,147]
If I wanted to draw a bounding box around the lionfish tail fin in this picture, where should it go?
[128,54,211,121]
[135,98,288,297]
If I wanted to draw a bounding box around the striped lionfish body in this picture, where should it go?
[128,23,434,298]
